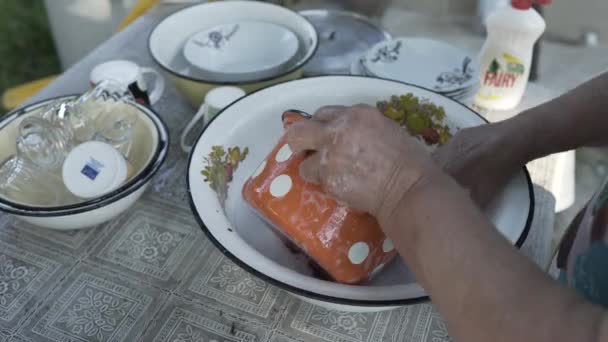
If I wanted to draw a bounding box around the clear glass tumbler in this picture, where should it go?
[0,155,74,206]
[16,116,74,171]
[41,80,135,143]
[87,80,138,157]
[93,111,137,157]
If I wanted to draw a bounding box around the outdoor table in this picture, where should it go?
[1,2,604,341]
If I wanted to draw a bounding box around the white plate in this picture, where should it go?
[183,21,299,81]
[363,38,478,93]
[351,54,476,102]
[187,76,533,310]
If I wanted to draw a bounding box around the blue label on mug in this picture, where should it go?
[81,158,104,180]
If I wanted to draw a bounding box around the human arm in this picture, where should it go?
[516,71,608,157]
[382,167,607,342]
[435,71,608,205]
[286,104,608,342]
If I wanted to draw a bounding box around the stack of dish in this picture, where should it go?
[149,1,319,107]
[351,38,478,101]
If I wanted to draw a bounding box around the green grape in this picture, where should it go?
[406,112,431,134]
[385,107,404,122]
[398,95,418,113]
[436,106,446,120]
[377,93,452,145]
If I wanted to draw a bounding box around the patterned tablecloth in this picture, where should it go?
[0,4,558,342]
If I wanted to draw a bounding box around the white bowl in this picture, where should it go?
[187,76,533,311]
[149,1,319,107]
[0,96,169,230]
[183,21,299,81]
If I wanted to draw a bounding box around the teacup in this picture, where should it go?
[90,60,165,105]
[180,86,245,153]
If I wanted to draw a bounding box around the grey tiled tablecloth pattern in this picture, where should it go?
[0,4,557,341]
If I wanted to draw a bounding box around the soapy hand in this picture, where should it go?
[285,104,440,223]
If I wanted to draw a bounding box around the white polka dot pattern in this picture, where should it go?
[382,239,394,253]
[275,144,293,162]
[253,160,267,178]
[348,242,370,264]
[269,174,292,197]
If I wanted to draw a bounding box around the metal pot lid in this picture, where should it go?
[300,9,391,76]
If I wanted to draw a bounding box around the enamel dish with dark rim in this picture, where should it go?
[149,1,319,108]
[0,95,169,230]
[187,76,533,312]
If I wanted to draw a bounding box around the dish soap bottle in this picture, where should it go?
[474,0,549,110]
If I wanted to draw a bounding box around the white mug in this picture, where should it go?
[90,60,165,105]
[180,86,246,153]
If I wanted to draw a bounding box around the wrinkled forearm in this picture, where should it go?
[379,169,606,342]
[504,71,608,162]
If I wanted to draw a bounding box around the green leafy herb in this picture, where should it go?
[377,93,452,146]
[202,145,249,207]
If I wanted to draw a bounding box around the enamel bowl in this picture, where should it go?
[0,95,169,230]
[149,1,318,107]
[183,21,299,82]
[187,76,533,312]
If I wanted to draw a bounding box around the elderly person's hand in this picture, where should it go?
[285,104,441,223]
[432,121,529,207]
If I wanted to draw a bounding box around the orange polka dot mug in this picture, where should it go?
[242,110,397,285]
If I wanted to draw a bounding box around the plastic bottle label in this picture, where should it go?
[478,52,526,101]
